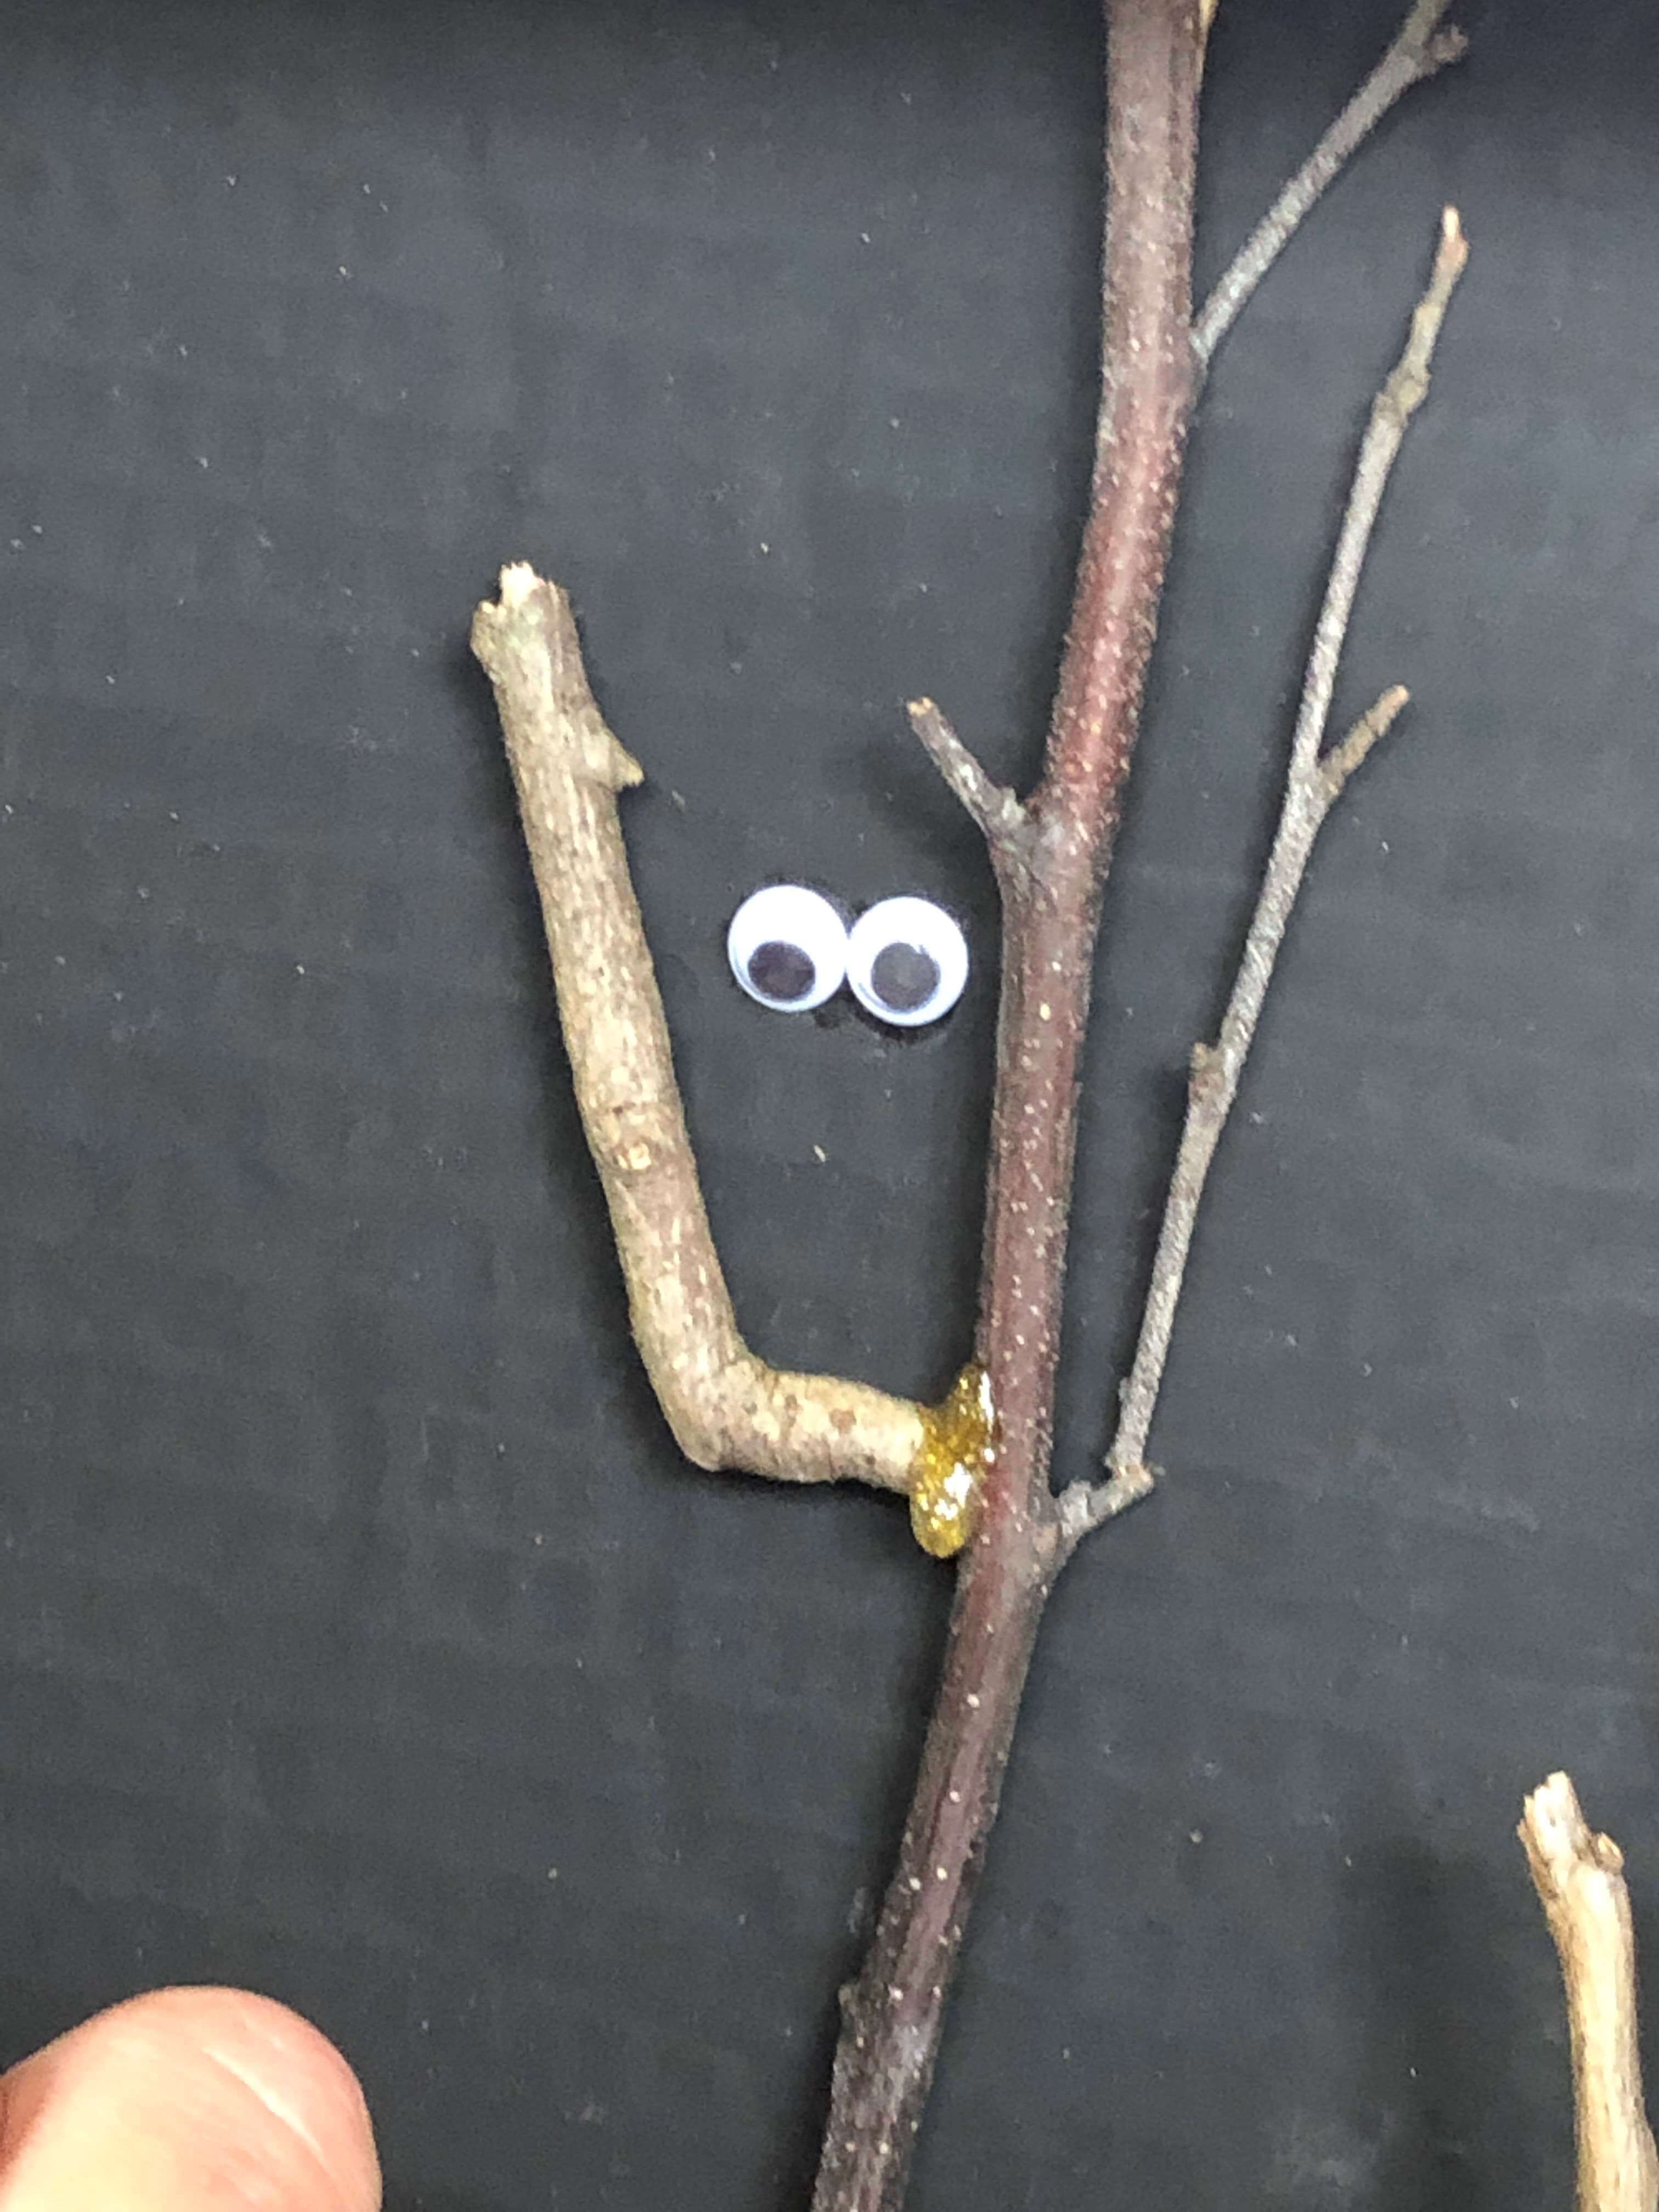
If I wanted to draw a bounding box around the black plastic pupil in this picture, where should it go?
[870,941,940,1013]
[748,940,816,1003]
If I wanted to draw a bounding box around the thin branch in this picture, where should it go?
[1193,0,1467,370]
[1293,205,1467,787]
[472,564,924,1494]
[1060,206,1466,1544]
[906,697,1029,860]
[1057,1456,1155,1546]
[1521,1774,1659,2212]
[1320,681,1409,797]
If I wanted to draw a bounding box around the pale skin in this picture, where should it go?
[0,1986,379,2210]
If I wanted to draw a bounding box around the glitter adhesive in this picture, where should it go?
[909,1363,995,1558]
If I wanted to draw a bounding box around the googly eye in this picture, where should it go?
[847,896,968,1028]
[727,884,849,1013]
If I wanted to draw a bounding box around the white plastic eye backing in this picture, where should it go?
[847,896,969,1028]
[727,884,849,1013]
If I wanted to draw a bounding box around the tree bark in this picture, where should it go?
[807,6,1204,2205]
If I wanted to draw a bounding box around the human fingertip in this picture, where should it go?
[0,1983,381,2210]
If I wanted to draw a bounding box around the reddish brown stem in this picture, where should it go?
[808,5,1203,2205]
[989,0,1199,1516]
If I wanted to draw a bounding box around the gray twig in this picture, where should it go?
[1060,206,1468,1547]
[1193,1,1467,370]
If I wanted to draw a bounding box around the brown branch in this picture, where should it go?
[472,565,924,1494]
[810,7,1206,2207]
[1521,1774,1658,2212]
[1062,207,1465,1539]
[1193,0,1467,370]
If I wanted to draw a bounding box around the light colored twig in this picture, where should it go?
[906,697,1029,857]
[1193,0,1467,370]
[1059,207,1466,1544]
[472,564,924,1493]
[1057,1457,1155,1547]
[1294,206,1467,784]
[1521,1774,1658,2212]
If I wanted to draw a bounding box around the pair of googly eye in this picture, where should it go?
[727,885,968,1028]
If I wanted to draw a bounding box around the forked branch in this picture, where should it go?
[473,566,924,1493]
[479,4,1479,2207]
[1521,1774,1659,2212]
[1060,205,1468,1545]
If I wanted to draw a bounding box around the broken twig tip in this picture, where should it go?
[1431,25,1470,70]
[907,698,1026,849]
[1521,1770,1622,1877]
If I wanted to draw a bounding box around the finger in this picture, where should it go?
[0,1985,381,2211]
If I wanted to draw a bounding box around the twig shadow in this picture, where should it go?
[1336,1829,1554,2212]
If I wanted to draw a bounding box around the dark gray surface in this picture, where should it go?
[2,1,1657,2205]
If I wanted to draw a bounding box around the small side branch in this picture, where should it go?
[1193,0,1467,370]
[472,565,923,1494]
[1060,208,1465,1545]
[1057,1457,1155,1547]
[906,698,1029,864]
[1521,1774,1658,2212]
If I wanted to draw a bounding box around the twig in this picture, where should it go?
[1193,0,1467,369]
[1057,1456,1155,1546]
[472,565,924,1493]
[1520,1774,1659,2212]
[810,8,1207,2207]
[1061,205,1466,1542]
[906,698,1029,865]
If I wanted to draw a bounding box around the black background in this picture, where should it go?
[3,1,1657,2207]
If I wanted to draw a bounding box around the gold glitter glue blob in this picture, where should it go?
[909,1363,995,1559]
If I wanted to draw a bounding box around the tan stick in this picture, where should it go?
[472,565,923,1493]
[1521,1774,1658,2212]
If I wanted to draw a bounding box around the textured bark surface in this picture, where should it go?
[807,6,1205,2205]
